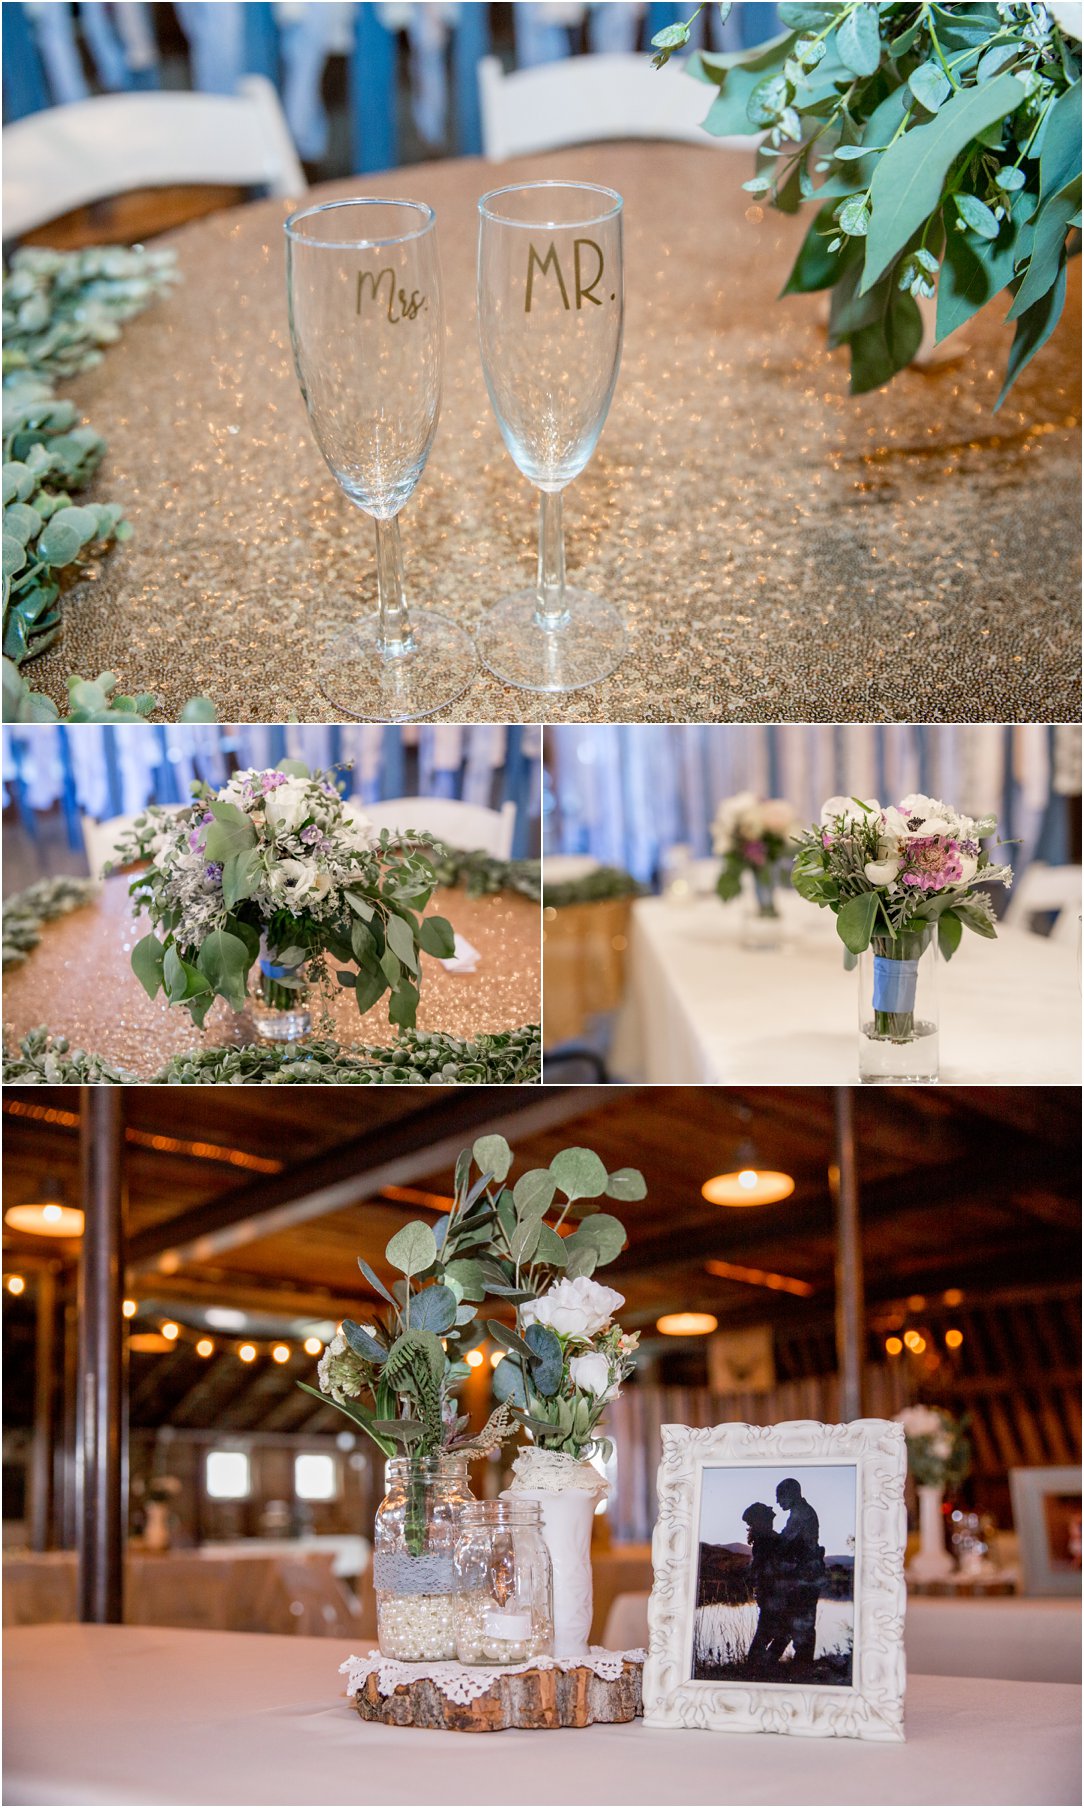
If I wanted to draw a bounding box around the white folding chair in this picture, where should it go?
[81,808,178,877]
[361,797,517,858]
[479,53,751,159]
[3,76,305,241]
[1003,862,1082,947]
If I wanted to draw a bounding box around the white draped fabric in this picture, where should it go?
[5,1625,1080,1807]
[547,725,1077,881]
[609,891,1081,1085]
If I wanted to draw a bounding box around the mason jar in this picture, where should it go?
[453,1499,554,1665]
[374,1455,473,1661]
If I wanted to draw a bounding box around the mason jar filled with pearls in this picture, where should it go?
[453,1499,554,1665]
[374,1456,473,1661]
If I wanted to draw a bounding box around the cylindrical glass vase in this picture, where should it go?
[248,943,312,1042]
[740,869,784,951]
[374,1456,473,1661]
[857,930,938,1082]
[453,1499,554,1665]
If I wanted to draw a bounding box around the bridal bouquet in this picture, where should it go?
[712,792,799,915]
[793,792,1013,961]
[112,763,454,1031]
[793,792,1013,1074]
[896,1404,972,1491]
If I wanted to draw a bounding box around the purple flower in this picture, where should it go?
[299,825,320,845]
[188,830,206,853]
[743,839,767,866]
[898,836,963,892]
[204,862,223,884]
[262,771,287,790]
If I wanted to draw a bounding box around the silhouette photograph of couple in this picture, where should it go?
[692,1465,857,1688]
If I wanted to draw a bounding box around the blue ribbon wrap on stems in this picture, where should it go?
[872,955,919,1013]
[260,957,300,981]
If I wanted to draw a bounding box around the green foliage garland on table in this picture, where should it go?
[424,842,541,902]
[1,1023,542,1086]
[653,2,1081,400]
[1,245,215,721]
[542,866,644,908]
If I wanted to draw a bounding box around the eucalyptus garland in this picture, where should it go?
[2,874,99,969]
[654,2,1082,402]
[542,865,645,908]
[1,1023,542,1086]
[425,841,541,902]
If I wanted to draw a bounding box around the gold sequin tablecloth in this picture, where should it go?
[30,143,1080,723]
[1,877,540,1077]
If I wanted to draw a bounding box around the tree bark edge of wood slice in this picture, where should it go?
[352,1658,644,1732]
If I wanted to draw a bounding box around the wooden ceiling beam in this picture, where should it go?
[128,1088,613,1273]
[126,1270,377,1324]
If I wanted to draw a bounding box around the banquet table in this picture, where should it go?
[25,143,1079,725]
[5,1625,1080,1807]
[2,1549,360,1638]
[609,890,1081,1084]
[1,873,540,1076]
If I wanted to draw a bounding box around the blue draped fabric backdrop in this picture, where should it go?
[544,725,1076,886]
[1,724,542,859]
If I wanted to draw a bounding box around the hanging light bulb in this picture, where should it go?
[6,1275,26,1296]
[5,1175,84,1238]
[701,1112,793,1206]
[656,1312,718,1336]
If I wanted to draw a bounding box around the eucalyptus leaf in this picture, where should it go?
[512,1168,557,1217]
[549,1147,608,1202]
[472,1134,512,1183]
[836,890,879,953]
[385,1220,437,1276]
[341,1320,388,1364]
[409,1283,457,1335]
[837,4,881,78]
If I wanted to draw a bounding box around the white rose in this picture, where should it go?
[896,1405,944,1439]
[341,804,377,852]
[821,795,879,829]
[957,853,978,884]
[264,777,312,836]
[520,1276,624,1340]
[864,858,900,885]
[568,1351,617,1400]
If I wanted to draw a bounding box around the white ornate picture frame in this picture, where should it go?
[1009,1465,1083,1597]
[643,1420,907,1742]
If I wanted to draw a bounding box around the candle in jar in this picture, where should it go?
[484,1609,533,1640]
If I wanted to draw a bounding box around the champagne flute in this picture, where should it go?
[477,181,626,693]
[285,198,476,720]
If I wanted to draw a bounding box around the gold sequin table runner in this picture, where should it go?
[1,876,541,1076]
[28,143,1080,723]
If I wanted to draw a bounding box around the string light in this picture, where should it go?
[6,1275,25,1295]
[489,1350,505,1367]
[196,1339,214,1358]
[238,1345,257,1363]
[303,1337,323,1356]
[885,1336,903,1356]
[272,1345,290,1364]
[945,1328,964,1350]
[122,1299,138,1318]
[903,1330,923,1352]
[161,1322,179,1341]
[465,1349,485,1368]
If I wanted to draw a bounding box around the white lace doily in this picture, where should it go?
[341,1646,646,1706]
[506,1447,609,1495]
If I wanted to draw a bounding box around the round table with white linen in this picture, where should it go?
[609,889,1081,1084]
[4,1624,1080,1807]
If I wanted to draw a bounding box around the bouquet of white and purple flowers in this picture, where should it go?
[712,792,800,917]
[111,763,455,1033]
[793,793,1013,1061]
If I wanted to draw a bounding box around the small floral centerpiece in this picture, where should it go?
[792,792,1012,1080]
[712,791,799,935]
[111,763,455,1043]
[896,1403,972,1580]
[651,2,1081,404]
[302,1132,647,1664]
[896,1404,972,1493]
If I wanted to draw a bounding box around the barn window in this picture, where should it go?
[205,1450,251,1500]
[294,1452,338,1501]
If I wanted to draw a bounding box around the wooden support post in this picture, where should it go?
[28,1264,57,1550]
[77,1089,127,1622]
[832,1089,865,1422]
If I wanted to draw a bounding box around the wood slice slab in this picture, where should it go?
[352,1658,644,1733]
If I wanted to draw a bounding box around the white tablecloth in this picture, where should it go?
[4,1625,1080,1807]
[603,1592,1083,1686]
[610,893,1081,1083]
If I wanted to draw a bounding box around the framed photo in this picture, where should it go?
[642,1420,907,1742]
[1010,1466,1083,1597]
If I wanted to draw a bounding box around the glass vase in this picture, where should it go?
[739,869,784,952]
[453,1499,554,1665]
[374,1456,473,1661]
[248,945,312,1042]
[857,929,939,1083]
